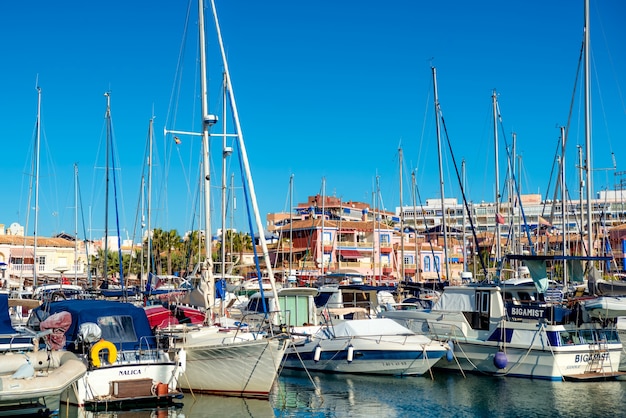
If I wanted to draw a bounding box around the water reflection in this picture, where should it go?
[60,371,626,418]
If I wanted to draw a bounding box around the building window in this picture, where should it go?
[380,234,390,244]
[424,256,431,272]
[434,256,440,272]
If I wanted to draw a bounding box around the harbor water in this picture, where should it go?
[60,369,626,417]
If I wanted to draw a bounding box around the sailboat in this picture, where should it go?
[155,0,286,398]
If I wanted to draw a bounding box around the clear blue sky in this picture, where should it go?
[2,0,625,242]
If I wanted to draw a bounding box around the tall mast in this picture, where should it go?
[147,117,154,285]
[399,147,405,281]
[583,0,593,257]
[74,163,79,284]
[561,126,568,286]
[33,86,41,287]
[411,170,420,282]
[209,0,281,307]
[220,73,229,280]
[103,92,111,283]
[289,174,294,275]
[462,159,467,274]
[492,90,502,269]
[432,66,450,281]
[320,178,326,276]
[198,0,213,274]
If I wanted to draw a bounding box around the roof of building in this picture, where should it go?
[0,235,75,248]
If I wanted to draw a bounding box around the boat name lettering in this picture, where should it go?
[119,369,142,376]
[509,307,546,318]
[382,361,408,367]
[575,353,609,363]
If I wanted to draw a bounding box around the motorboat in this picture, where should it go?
[283,317,449,376]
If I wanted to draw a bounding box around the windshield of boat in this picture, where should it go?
[97,315,138,343]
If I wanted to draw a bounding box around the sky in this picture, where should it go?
[1,0,625,243]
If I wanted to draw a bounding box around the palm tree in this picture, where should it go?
[164,229,182,275]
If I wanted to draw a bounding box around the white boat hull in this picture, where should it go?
[284,319,449,376]
[63,352,180,407]
[436,338,622,380]
[171,327,286,398]
[284,336,448,375]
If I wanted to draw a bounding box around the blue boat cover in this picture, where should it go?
[30,299,156,350]
[0,294,17,334]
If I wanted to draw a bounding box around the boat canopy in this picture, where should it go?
[29,299,157,349]
[321,318,414,338]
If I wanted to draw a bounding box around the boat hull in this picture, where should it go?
[436,339,622,380]
[284,336,448,376]
[63,357,180,408]
[173,328,286,398]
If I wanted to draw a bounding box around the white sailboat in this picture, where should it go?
[158,0,286,398]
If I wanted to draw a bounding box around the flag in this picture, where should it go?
[174,136,181,145]
[495,213,505,224]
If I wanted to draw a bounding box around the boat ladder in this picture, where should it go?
[585,340,609,374]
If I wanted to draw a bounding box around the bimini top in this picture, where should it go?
[28,299,156,350]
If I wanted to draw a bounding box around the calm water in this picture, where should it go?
[60,370,626,418]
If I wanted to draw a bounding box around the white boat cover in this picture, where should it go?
[320,318,414,338]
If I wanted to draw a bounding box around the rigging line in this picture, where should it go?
[438,114,489,277]
[235,137,268,318]
[164,0,194,132]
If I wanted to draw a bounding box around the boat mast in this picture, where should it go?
[431,66,450,281]
[198,0,215,309]
[103,92,111,284]
[33,85,41,288]
[147,117,154,288]
[209,0,280,307]
[583,0,593,258]
[492,90,502,274]
[220,73,229,280]
[399,147,405,282]
[289,174,294,275]
[462,159,467,274]
[219,73,230,317]
[561,126,568,286]
[321,177,326,276]
[411,170,420,282]
[74,163,79,285]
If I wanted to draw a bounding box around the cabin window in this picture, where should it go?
[480,291,490,313]
[579,329,595,344]
[97,315,139,343]
[560,331,575,345]
[423,256,431,272]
